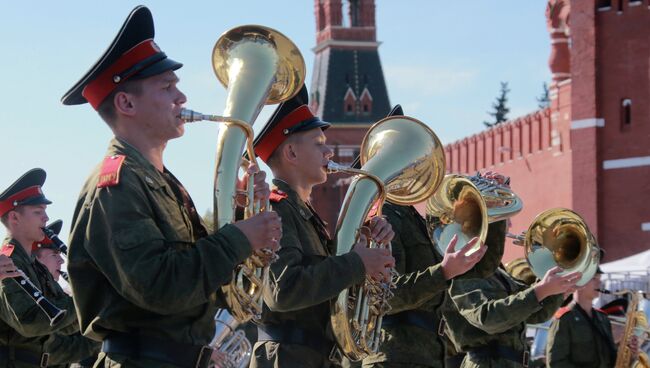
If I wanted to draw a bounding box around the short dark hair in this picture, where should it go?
[97,79,143,124]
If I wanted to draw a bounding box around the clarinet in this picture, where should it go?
[41,227,68,255]
[11,272,67,326]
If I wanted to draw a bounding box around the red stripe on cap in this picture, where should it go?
[255,105,316,162]
[0,186,43,217]
[82,39,161,110]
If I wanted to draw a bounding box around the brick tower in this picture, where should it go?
[443,0,650,261]
[310,0,391,233]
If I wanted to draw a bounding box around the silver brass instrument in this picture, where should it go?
[209,309,252,368]
[508,208,600,286]
[328,115,446,361]
[426,173,522,254]
[180,25,305,322]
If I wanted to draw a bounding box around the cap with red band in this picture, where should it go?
[61,6,182,109]
[253,84,330,163]
[0,169,52,218]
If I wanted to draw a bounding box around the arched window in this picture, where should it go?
[621,98,632,131]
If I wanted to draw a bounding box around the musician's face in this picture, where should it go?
[133,71,187,142]
[35,249,64,281]
[580,273,601,300]
[293,128,333,185]
[10,205,48,243]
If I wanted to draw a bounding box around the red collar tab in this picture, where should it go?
[0,186,43,217]
[554,305,572,319]
[269,189,288,203]
[97,155,127,188]
[82,39,161,110]
[1,243,14,257]
[255,105,316,163]
[600,305,624,315]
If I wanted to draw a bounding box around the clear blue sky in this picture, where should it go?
[0,1,551,241]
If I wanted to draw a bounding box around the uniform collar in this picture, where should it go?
[3,238,32,261]
[108,137,168,189]
[272,179,313,220]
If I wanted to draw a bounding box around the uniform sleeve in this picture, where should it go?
[43,332,100,365]
[450,278,544,335]
[77,170,252,315]
[545,316,577,368]
[384,206,448,314]
[263,202,366,312]
[526,294,563,324]
[0,268,77,337]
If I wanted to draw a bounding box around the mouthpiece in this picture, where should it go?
[179,108,207,122]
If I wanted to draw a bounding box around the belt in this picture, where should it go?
[101,332,212,368]
[383,310,439,334]
[257,324,333,356]
[0,346,49,367]
[466,343,529,367]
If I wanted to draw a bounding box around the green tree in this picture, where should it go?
[483,82,511,128]
[537,82,550,109]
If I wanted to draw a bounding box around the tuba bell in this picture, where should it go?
[425,172,522,254]
[180,25,305,322]
[510,208,600,286]
[328,115,446,361]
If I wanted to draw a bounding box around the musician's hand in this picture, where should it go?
[236,163,271,208]
[440,235,486,280]
[366,216,395,245]
[482,170,510,188]
[353,233,395,282]
[533,267,581,301]
[233,211,282,252]
[0,255,20,280]
[628,335,639,358]
[209,349,228,368]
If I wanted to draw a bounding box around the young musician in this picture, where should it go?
[62,6,280,367]
[250,85,395,367]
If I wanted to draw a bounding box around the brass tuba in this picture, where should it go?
[328,115,446,361]
[180,25,305,322]
[510,208,600,286]
[209,309,252,368]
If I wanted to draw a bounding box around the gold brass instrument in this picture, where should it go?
[505,257,537,285]
[426,175,488,254]
[209,309,252,368]
[597,289,650,368]
[426,172,523,254]
[180,25,305,322]
[508,208,600,286]
[328,115,446,361]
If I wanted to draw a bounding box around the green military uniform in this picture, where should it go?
[441,221,563,368]
[43,332,100,368]
[68,138,252,367]
[0,239,78,368]
[251,180,366,368]
[545,303,616,367]
[361,203,448,368]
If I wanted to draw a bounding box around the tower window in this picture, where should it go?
[346,104,353,113]
[597,0,611,9]
[621,98,632,131]
[363,105,369,112]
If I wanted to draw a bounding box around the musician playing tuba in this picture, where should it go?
[439,172,583,368]
[355,105,488,368]
[249,85,395,368]
[61,6,281,368]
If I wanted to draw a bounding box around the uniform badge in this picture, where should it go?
[1,243,14,257]
[97,155,126,188]
[269,189,288,203]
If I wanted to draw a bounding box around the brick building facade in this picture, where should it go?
[310,0,650,262]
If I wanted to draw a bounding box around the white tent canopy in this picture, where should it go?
[601,249,650,273]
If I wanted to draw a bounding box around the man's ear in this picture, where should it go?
[114,91,137,117]
[281,142,299,164]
